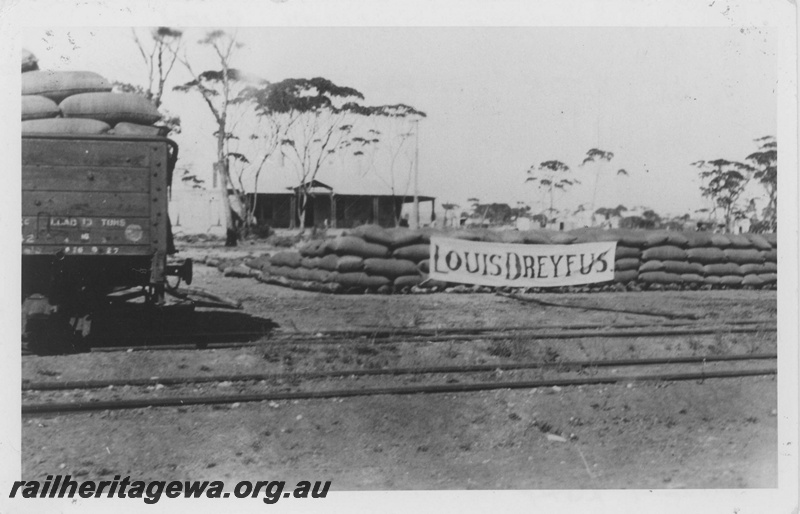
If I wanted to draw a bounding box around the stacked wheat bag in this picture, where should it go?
[21,49,164,136]
[633,231,777,288]
[240,226,777,294]
[246,225,432,294]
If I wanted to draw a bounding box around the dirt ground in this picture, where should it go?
[21,243,779,490]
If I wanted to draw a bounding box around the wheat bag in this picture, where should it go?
[723,249,764,265]
[299,239,326,257]
[288,268,316,281]
[21,49,38,72]
[316,254,339,272]
[307,269,335,283]
[386,228,425,248]
[269,251,302,268]
[639,260,665,273]
[641,245,687,261]
[758,273,777,284]
[327,236,389,258]
[614,270,639,283]
[392,244,431,262]
[725,234,753,248]
[350,225,395,246]
[680,273,705,284]
[451,230,489,242]
[684,232,714,248]
[639,271,682,284]
[520,230,552,245]
[22,118,110,134]
[662,232,689,247]
[363,258,419,279]
[334,272,391,289]
[334,255,365,273]
[744,233,772,250]
[738,263,767,275]
[300,257,321,269]
[394,275,424,289]
[703,263,743,276]
[661,260,703,275]
[719,275,743,287]
[548,232,578,244]
[486,231,528,244]
[615,246,641,259]
[686,247,727,264]
[245,255,272,271]
[112,122,167,136]
[762,262,777,273]
[268,266,293,278]
[60,92,162,125]
[22,95,60,120]
[741,274,764,287]
[709,234,732,248]
[22,70,112,103]
[616,230,649,247]
[614,258,641,271]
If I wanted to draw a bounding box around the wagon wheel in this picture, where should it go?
[22,295,89,355]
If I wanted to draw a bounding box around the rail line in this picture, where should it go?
[83,323,776,353]
[22,366,776,416]
[23,352,777,391]
[92,317,776,341]
[210,317,775,338]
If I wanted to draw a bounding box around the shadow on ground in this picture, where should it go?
[86,305,279,349]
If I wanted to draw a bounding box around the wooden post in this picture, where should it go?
[373,197,380,226]
[330,194,337,229]
[289,195,296,230]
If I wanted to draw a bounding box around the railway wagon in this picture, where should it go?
[21,133,191,352]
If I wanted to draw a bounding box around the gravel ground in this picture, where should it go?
[21,249,779,491]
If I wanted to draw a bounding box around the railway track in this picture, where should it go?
[79,319,776,353]
[192,317,776,340]
[22,352,776,416]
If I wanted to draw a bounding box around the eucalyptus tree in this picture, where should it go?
[746,135,777,231]
[173,30,266,246]
[580,148,629,225]
[241,78,367,229]
[525,160,578,223]
[246,79,426,229]
[348,104,426,226]
[113,27,184,134]
[131,27,184,108]
[691,159,754,232]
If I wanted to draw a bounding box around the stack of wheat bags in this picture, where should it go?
[22,49,164,136]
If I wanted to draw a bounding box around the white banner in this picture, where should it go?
[428,237,617,288]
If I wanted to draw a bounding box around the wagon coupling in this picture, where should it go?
[166,257,193,285]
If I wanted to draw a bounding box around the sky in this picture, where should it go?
[20,25,777,218]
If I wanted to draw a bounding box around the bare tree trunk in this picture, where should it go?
[216,132,238,246]
[479,205,489,227]
[296,189,308,233]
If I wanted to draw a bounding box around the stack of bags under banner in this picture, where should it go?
[21,49,164,136]
[242,226,778,294]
